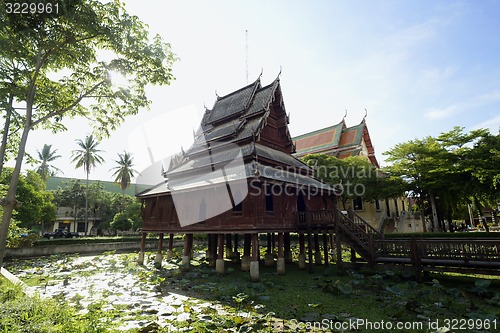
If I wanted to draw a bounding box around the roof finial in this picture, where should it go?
[343,109,348,121]
[259,68,263,80]
[215,90,220,99]
[363,108,368,122]
[278,66,282,78]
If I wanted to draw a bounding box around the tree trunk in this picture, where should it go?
[0,115,31,267]
[429,193,439,232]
[420,197,427,233]
[85,171,89,236]
[447,208,454,232]
[0,93,14,177]
[474,195,489,232]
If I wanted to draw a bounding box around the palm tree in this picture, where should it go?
[110,151,137,210]
[36,144,62,181]
[71,134,105,235]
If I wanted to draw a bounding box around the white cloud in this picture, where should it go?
[425,90,500,120]
[472,114,500,133]
[425,105,459,119]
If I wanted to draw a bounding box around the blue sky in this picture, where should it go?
[23,0,500,181]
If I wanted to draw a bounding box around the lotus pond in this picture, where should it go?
[2,245,500,332]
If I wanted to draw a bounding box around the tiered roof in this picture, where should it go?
[138,77,333,198]
[293,118,379,168]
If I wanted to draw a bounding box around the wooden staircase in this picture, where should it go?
[336,210,382,263]
[297,209,382,263]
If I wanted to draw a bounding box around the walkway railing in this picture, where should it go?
[296,210,500,275]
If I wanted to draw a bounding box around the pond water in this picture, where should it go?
[5,251,234,331]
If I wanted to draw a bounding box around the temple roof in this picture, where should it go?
[293,118,379,168]
[137,77,334,198]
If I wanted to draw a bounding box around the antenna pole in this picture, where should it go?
[245,29,249,84]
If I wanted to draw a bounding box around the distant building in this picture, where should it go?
[45,177,150,235]
[292,117,423,233]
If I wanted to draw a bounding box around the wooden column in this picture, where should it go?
[314,232,322,265]
[277,232,285,274]
[241,234,251,271]
[155,233,164,268]
[216,233,225,274]
[187,233,194,259]
[182,234,191,269]
[284,232,292,263]
[307,231,313,273]
[265,233,274,266]
[323,230,329,267]
[233,234,240,261]
[166,233,174,260]
[137,232,147,265]
[208,234,217,267]
[206,233,213,262]
[298,233,306,269]
[225,234,233,259]
[250,233,260,281]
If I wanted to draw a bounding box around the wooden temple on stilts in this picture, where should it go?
[136,75,500,280]
[136,75,338,281]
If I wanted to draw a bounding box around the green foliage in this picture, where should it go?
[35,144,62,181]
[110,151,137,193]
[1,0,177,139]
[0,277,113,333]
[109,201,142,231]
[383,126,500,227]
[0,168,56,229]
[110,211,132,231]
[302,154,401,208]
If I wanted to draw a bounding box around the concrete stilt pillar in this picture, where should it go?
[277,233,285,275]
[138,251,145,265]
[251,233,260,282]
[216,259,225,274]
[241,234,251,271]
[250,260,260,281]
[298,253,306,269]
[137,232,147,265]
[264,253,274,266]
[241,256,251,271]
[155,253,163,267]
[166,249,174,260]
[217,234,225,274]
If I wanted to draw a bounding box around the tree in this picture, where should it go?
[0,168,56,230]
[36,144,62,181]
[0,0,177,266]
[110,201,142,232]
[384,126,500,232]
[71,134,104,235]
[302,154,388,209]
[110,151,137,210]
